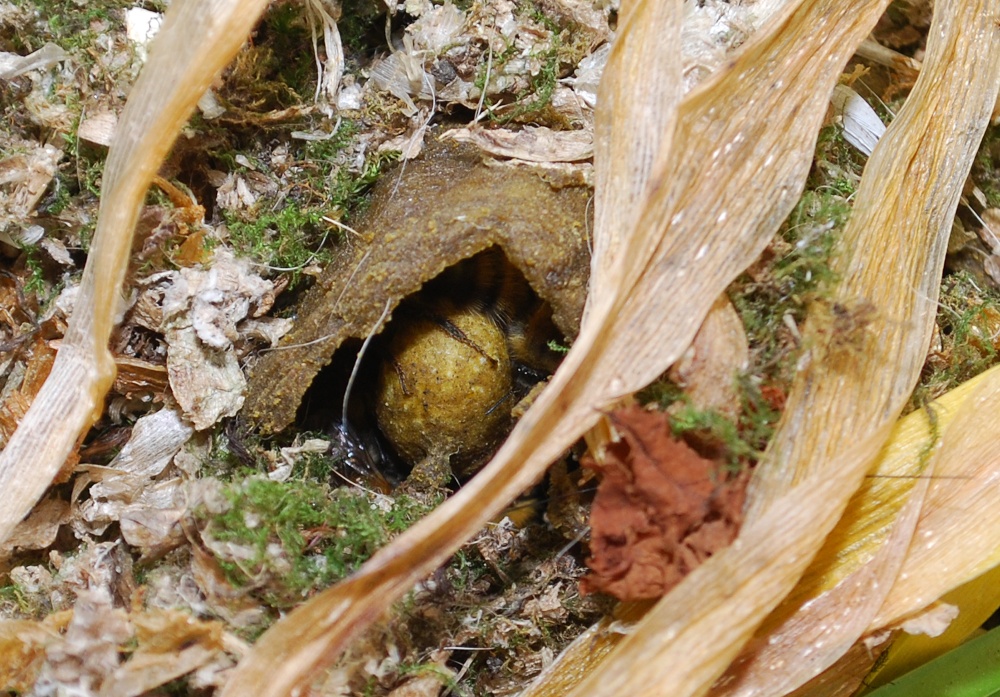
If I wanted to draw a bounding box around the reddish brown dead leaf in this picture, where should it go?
[581,405,748,601]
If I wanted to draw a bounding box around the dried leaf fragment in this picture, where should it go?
[581,405,747,601]
[100,609,227,697]
[162,250,275,430]
[667,295,749,418]
[444,125,594,163]
[33,587,131,695]
[75,407,193,541]
[0,332,57,447]
[0,616,66,692]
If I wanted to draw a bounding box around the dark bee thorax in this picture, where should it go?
[420,248,562,371]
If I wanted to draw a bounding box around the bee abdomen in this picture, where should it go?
[373,247,566,478]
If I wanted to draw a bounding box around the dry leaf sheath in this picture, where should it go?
[221,0,904,693]
[0,0,271,544]
[556,0,1000,693]
[709,0,1000,691]
[796,363,1000,693]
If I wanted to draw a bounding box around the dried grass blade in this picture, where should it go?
[873,372,1000,628]
[220,0,894,693]
[519,604,651,697]
[699,0,1000,691]
[785,362,1000,693]
[0,0,271,545]
[778,368,986,627]
[589,0,681,300]
[744,0,1000,524]
[713,458,932,696]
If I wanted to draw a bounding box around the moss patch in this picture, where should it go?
[198,477,439,607]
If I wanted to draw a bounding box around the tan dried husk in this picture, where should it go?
[798,362,1000,693]
[3,1,1000,697]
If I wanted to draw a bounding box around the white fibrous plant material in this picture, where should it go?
[75,407,194,539]
[0,42,68,79]
[160,250,275,430]
[831,84,887,156]
[303,0,344,104]
[0,142,63,241]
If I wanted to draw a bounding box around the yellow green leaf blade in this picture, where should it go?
[864,564,1000,690]
[863,624,1000,697]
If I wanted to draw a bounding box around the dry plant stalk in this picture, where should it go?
[699,0,1000,690]
[220,0,901,693]
[0,0,271,542]
[795,363,1000,693]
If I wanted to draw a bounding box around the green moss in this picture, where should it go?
[221,127,395,287]
[645,375,780,467]
[199,477,438,607]
[636,379,686,408]
[447,548,494,592]
[261,3,316,97]
[909,271,1000,408]
[323,147,400,218]
[157,677,195,697]
[224,201,332,283]
[219,2,318,110]
[338,0,386,56]
[546,339,570,354]
[502,38,561,124]
[39,179,72,216]
[775,190,846,288]
[813,123,866,188]
[731,187,847,380]
[12,0,138,52]
[0,582,40,618]
[75,150,105,200]
[398,660,457,686]
[473,4,590,127]
[23,247,46,296]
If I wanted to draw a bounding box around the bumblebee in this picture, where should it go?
[332,247,564,485]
